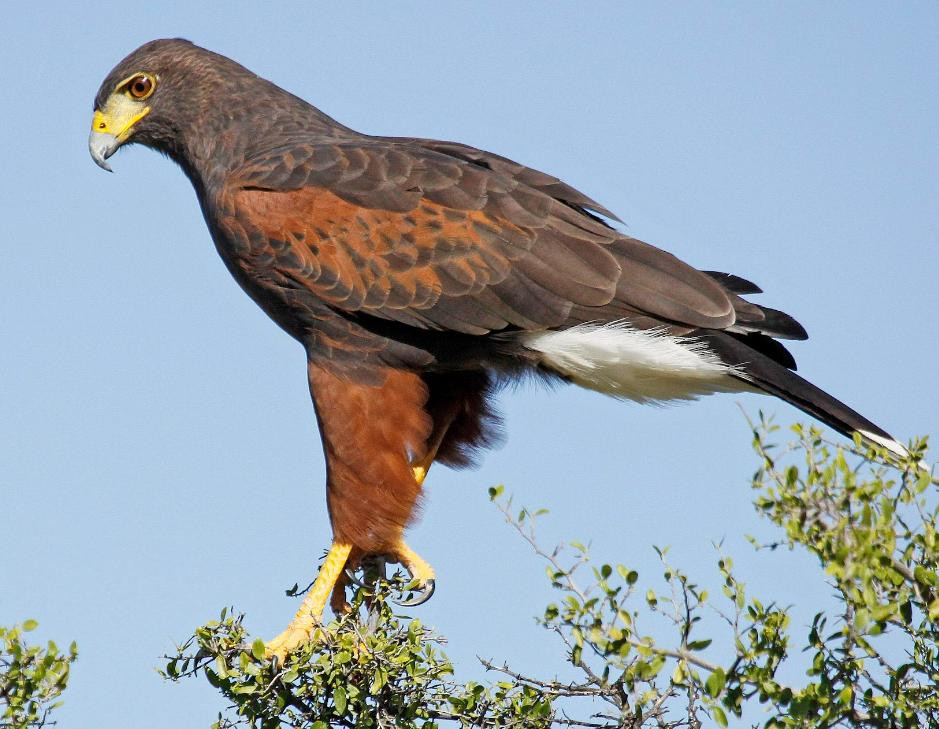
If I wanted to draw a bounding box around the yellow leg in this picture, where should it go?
[388,539,437,606]
[411,444,437,486]
[265,540,352,660]
[412,411,455,486]
[399,430,446,602]
[394,540,436,583]
[412,462,430,486]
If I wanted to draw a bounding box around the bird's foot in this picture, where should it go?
[342,541,436,607]
[392,541,436,606]
[264,622,325,662]
[264,540,352,660]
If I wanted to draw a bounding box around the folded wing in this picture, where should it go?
[228,139,739,336]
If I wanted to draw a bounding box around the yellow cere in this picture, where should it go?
[91,93,150,142]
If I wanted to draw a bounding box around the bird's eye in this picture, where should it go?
[126,74,155,100]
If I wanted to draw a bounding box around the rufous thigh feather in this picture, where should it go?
[307,363,433,553]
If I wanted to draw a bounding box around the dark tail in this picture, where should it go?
[702,331,908,458]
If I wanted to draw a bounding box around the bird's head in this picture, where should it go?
[89,38,270,172]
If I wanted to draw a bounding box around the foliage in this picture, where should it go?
[162,589,553,729]
[0,621,77,728]
[163,421,937,728]
[742,420,937,726]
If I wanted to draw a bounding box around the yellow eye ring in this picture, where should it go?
[124,73,156,100]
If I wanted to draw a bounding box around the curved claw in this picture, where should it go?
[345,555,387,590]
[394,578,436,606]
[344,553,436,606]
[344,568,371,590]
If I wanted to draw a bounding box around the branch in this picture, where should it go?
[478,657,607,698]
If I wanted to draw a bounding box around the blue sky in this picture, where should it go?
[3,2,937,727]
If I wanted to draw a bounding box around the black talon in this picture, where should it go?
[346,555,387,590]
[346,555,434,606]
[344,568,370,589]
[394,578,436,606]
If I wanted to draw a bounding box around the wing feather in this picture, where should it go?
[228,139,737,335]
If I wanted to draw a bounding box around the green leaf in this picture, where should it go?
[22,620,38,632]
[928,599,939,622]
[712,706,728,727]
[705,668,726,697]
[333,685,347,714]
[914,565,937,586]
[204,667,221,688]
[250,638,266,661]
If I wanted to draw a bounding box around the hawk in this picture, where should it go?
[89,39,906,658]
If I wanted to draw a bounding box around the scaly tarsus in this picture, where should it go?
[265,540,352,660]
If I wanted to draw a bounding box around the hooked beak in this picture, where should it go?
[89,128,118,172]
[88,97,151,172]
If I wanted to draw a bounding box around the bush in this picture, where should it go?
[162,419,936,728]
[0,621,77,728]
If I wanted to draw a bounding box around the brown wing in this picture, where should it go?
[227,139,736,337]
[405,138,623,222]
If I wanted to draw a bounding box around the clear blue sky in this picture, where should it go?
[3,3,937,727]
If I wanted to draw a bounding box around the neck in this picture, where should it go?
[155,82,357,195]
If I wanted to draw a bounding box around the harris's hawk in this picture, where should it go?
[89,39,907,658]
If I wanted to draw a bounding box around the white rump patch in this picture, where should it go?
[521,322,750,404]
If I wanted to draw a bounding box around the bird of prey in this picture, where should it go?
[90,39,907,658]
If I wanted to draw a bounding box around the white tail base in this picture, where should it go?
[521,322,750,404]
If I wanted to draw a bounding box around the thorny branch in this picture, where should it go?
[158,421,937,728]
